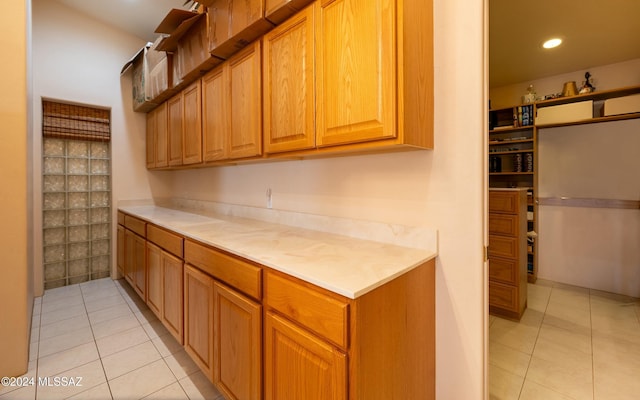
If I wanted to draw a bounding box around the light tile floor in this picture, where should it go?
[0,278,224,400]
[490,280,640,400]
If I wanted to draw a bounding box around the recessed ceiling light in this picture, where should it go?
[542,38,562,49]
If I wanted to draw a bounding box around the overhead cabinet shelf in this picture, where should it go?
[143,0,434,169]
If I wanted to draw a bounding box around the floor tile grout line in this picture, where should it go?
[517,282,553,400]
[78,281,113,400]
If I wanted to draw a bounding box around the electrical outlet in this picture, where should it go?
[266,188,272,209]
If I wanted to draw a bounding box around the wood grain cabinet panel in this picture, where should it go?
[488,189,527,319]
[155,102,168,168]
[162,251,184,344]
[146,242,163,318]
[265,311,347,400]
[133,233,147,301]
[117,225,125,278]
[315,0,396,147]
[147,224,184,259]
[202,65,229,162]
[182,80,203,165]
[184,264,215,379]
[265,272,348,349]
[146,110,156,169]
[185,239,262,300]
[124,229,135,287]
[167,93,184,166]
[213,282,262,400]
[263,5,315,154]
[229,41,263,159]
[147,103,169,170]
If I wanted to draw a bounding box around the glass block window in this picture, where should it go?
[42,102,112,290]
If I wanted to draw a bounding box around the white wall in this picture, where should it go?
[537,120,640,297]
[162,1,488,398]
[31,0,172,295]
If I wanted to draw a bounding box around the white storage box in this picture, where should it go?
[535,100,593,125]
[604,94,640,116]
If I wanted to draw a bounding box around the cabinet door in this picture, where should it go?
[124,229,135,287]
[183,81,203,165]
[133,234,147,301]
[263,6,315,154]
[117,225,125,278]
[168,93,184,166]
[162,251,184,344]
[146,110,156,169]
[155,102,169,168]
[213,282,262,400]
[184,264,215,379]
[202,66,229,162]
[315,0,396,147]
[146,242,163,318]
[265,312,347,400]
[229,41,263,159]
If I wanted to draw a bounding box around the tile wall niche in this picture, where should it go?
[42,138,111,289]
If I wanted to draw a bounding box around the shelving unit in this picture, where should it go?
[488,105,537,282]
[488,84,640,284]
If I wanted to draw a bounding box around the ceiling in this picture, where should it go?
[56,0,192,42]
[55,0,640,89]
[490,0,640,88]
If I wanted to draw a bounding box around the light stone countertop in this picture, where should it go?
[119,205,437,299]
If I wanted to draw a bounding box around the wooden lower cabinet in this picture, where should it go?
[119,212,435,400]
[116,225,125,277]
[133,234,147,301]
[124,229,134,286]
[265,311,347,400]
[123,227,147,301]
[213,282,262,400]
[184,264,215,378]
[162,251,184,344]
[146,242,163,318]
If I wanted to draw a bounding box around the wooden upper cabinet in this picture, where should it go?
[229,41,263,159]
[265,311,347,400]
[155,102,169,168]
[315,0,396,147]
[146,111,156,169]
[167,93,184,166]
[207,0,273,60]
[265,0,314,25]
[182,80,203,165]
[263,5,315,154]
[202,65,229,162]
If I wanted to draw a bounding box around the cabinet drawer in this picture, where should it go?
[147,224,184,258]
[265,272,348,349]
[489,191,519,214]
[489,257,517,285]
[489,281,518,312]
[488,235,518,259]
[124,215,146,237]
[489,214,518,236]
[117,211,125,226]
[185,240,262,300]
